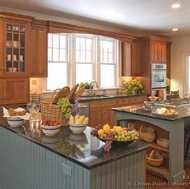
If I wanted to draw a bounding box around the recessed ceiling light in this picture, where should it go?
[172,28,178,31]
[171,3,180,8]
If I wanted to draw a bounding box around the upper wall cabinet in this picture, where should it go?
[122,39,141,76]
[150,40,167,63]
[140,36,169,64]
[30,19,48,78]
[0,18,31,78]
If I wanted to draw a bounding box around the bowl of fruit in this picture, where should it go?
[69,114,89,133]
[41,119,61,136]
[91,124,140,152]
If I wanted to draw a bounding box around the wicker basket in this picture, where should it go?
[51,86,70,104]
[157,138,169,148]
[140,125,156,143]
[146,150,163,167]
[40,98,68,127]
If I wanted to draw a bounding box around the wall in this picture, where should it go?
[30,78,45,94]
[170,35,190,98]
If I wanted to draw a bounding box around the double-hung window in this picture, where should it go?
[47,33,119,90]
[47,33,69,90]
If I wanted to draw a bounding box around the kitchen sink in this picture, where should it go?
[79,95,113,100]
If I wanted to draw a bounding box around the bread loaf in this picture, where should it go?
[74,86,86,100]
[67,84,79,100]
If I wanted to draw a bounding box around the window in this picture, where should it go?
[47,34,69,90]
[47,33,120,90]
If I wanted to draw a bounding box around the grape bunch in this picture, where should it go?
[57,98,71,119]
[104,141,113,152]
[102,132,115,152]
[103,132,115,141]
[90,124,103,136]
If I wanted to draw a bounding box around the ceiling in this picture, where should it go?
[0,0,190,37]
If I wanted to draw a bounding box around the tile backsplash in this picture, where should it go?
[30,78,45,94]
[30,78,122,97]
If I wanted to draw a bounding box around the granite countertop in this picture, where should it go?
[112,104,190,121]
[0,117,150,169]
[78,93,148,101]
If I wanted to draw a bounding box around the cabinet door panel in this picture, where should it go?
[160,43,166,62]
[4,21,29,78]
[30,25,47,77]
[3,79,29,104]
[89,108,102,127]
[102,108,115,126]
[16,79,29,102]
[0,79,5,104]
[122,42,131,76]
[0,20,3,78]
[151,41,166,63]
[5,80,16,104]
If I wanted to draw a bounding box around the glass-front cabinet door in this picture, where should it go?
[4,21,28,77]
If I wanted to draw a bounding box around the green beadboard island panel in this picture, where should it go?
[0,116,150,189]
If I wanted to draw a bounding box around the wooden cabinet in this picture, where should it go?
[88,96,148,127]
[116,97,130,107]
[1,20,30,78]
[139,36,170,94]
[30,19,48,77]
[150,40,167,63]
[0,78,29,105]
[0,13,32,105]
[89,99,117,127]
[122,42,131,76]
[166,42,172,93]
[128,95,148,104]
[131,39,141,75]
[122,39,141,76]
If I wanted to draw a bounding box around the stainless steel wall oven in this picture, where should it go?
[151,64,167,100]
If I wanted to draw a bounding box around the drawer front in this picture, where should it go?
[116,98,130,106]
[90,99,116,108]
[129,96,147,104]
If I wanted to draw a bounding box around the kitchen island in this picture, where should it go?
[112,105,190,183]
[0,117,150,189]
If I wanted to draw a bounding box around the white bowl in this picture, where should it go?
[69,124,87,134]
[7,117,24,127]
[41,124,61,136]
[149,96,158,103]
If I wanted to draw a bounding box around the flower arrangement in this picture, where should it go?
[127,79,145,94]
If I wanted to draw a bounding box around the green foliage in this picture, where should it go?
[79,82,90,89]
[127,79,145,94]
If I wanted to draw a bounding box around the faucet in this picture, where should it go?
[89,81,99,96]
